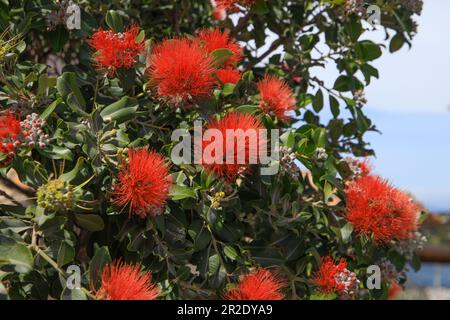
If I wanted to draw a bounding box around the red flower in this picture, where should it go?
[112,148,172,218]
[201,112,266,182]
[147,38,216,104]
[96,260,159,300]
[212,6,227,21]
[88,24,144,76]
[214,0,256,13]
[345,175,419,243]
[215,68,241,85]
[196,28,243,67]
[224,269,286,300]
[257,75,296,120]
[313,256,359,298]
[388,282,402,300]
[0,112,22,154]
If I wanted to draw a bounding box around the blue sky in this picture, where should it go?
[244,1,450,211]
[358,1,450,212]
[310,1,450,212]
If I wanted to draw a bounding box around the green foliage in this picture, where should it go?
[0,0,423,300]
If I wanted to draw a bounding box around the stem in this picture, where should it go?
[30,228,97,300]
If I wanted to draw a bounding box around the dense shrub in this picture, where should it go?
[0,0,426,300]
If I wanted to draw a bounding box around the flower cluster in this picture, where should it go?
[0,112,22,155]
[112,148,172,218]
[345,174,420,243]
[342,157,371,179]
[257,75,296,121]
[20,113,50,149]
[147,28,243,104]
[208,191,226,209]
[212,0,256,14]
[313,256,360,299]
[336,0,366,20]
[313,147,328,163]
[395,231,427,260]
[88,25,145,76]
[224,268,286,300]
[279,146,299,180]
[0,112,48,166]
[46,0,72,31]
[393,0,424,15]
[378,258,403,283]
[96,260,159,300]
[36,180,76,212]
[201,112,267,182]
[147,38,216,104]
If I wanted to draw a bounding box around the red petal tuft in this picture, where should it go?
[201,112,267,182]
[214,0,256,13]
[112,148,172,218]
[88,24,145,76]
[96,260,159,300]
[215,68,241,85]
[147,38,216,103]
[196,28,244,67]
[257,75,296,120]
[224,268,286,300]
[345,175,419,243]
[0,112,22,154]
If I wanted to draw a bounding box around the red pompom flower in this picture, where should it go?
[0,112,22,155]
[313,256,360,299]
[257,75,296,120]
[201,112,266,182]
[112,148,172,218]
[147,38,216,104]
[214,0,256,13]
[215,68,241,85]
[196,28,243,67]
[224,269,286,300]
[96,260,159,300]
[345,175,419,243]
[88,24,145,76]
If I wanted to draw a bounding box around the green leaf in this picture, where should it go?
[136,29,145,43]
[105,10,123,33]
[356,40,382,61]
[89,246,111,290]
[329,95,340,117]
[312,89,323,112]
[333,75,352,92]
[341,223,353,243]
[0,235,33,273]
[56,72,86,109]
[390,33,405,53]
[208,254,220,275]
[100,96,139,124]
[60,287,87,300]
[47,25,69,52]
[236,105,259,114]
[223,245,238,261]
[251,0,269,15]
[57,241,75,267]
[66,92,89,117]
[39,145,73,161]
[222,83,235,96]
[169,185,197,200]
[210,48,233,67]
[59,157,85,183]
[40,98,62,120]
[73,214,104,232]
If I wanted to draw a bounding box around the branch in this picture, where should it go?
[245,37,286,71]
